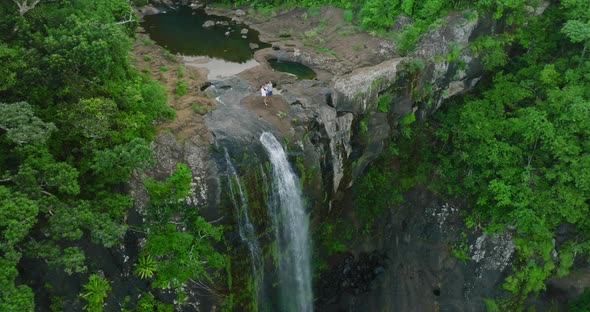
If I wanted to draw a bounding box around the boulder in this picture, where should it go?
[202,20,215,28]
[141,5,160,16]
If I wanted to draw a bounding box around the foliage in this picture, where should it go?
[470,35,511,70]
[0,0,176,310]
[191,102,209,115]
[353,112,433,235]
[0,102,56,145]
[568,288,590,312]
[144,162,192,208]
[134,255,157,279]
[81,274,111,312]
[142,220,225,289]
[376,94,391,113]
[353,157,403,228]
[359,117,369,134]
[141,163,225,290]
[319,222,348,255]
[136,292,173,312]
[0,187,36,311]
[177,65,186,78]
[90,138,155,185]
[175,80,188,96]
[433,3,590,306]
[342,9,354,22]
[483,298,500,312]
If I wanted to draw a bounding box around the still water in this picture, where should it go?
[143,6,268,63]
[268,59,317,80]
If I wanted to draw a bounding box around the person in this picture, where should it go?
[260,85,268,106]
[266,81,273,103]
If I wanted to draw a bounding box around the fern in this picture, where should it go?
[134,255,157,279]
[81,274,111,312]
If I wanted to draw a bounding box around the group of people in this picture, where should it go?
[259,81,273,106]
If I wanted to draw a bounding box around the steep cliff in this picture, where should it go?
[133,2,589,311]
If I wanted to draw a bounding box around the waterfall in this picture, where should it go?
[224,149,263,303]
[260,132,312,312]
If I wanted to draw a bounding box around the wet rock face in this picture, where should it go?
[316,252,387,310]
[316,187,515,312]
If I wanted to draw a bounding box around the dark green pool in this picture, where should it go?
[142,7,269,63]
[268,59,317,80]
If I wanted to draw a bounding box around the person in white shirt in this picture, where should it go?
[260,85,268,106]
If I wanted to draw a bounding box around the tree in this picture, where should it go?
[0,187,37,311]
[0,44,25,91]
[0,102,56,145]
[90,138,154,185]
[561,0,590,60]
[140,163,225,290]
[435,7,590,304]
[59,98,118,140]
[12,0,40,16]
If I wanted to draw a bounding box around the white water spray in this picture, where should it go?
[260,132,312,312]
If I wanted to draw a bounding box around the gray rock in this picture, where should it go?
[189,1,204,9]
[141,5,160,16]
[225,31,230,37]
[240,28,248,35]
[216,21,229,26]
[249,43,259,50]
[392,13,413,31]
[332,57,407,114]
[202,20,215,28]
[235,9,246,16]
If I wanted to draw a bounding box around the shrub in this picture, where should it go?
[140,38,153,46]
[377,94,391,113]
[134,255,157,279]
[175,80,187,96]
[343,9,354,23]
[191,102,209,115]
[81,274,111,312]
[177,65,185,78]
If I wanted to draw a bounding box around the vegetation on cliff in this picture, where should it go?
[434,2,590,307]
[331,0,589,309]
[217,0,590,308]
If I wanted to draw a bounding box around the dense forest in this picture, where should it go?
[0,1,223,311]
[1,0,589,311]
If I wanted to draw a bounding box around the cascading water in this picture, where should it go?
[260,132,312,312]
[224,150,263,303]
